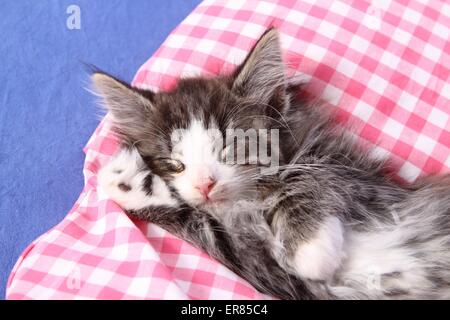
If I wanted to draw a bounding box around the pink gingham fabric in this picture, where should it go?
[7,0,450,299]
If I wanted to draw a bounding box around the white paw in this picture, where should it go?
[293,216,345,281]
[97,148,178,210]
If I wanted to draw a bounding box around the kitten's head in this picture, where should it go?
[93,28,289,209]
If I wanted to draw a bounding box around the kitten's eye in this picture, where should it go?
[169,159,185,173]
[154,157,185,174]
[153,158,185,174]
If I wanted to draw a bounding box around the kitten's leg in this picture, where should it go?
[292,216,345,281]
[271,210,345,281]
[97,147,178,210]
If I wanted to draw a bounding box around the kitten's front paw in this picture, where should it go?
[97,148,151,210]
[97,148,177,210]
[292,216,345,281]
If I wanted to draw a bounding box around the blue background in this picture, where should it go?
[0,0,201,298]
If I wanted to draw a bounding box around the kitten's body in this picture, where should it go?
[94,29,450,299]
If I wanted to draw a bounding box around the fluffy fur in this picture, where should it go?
[93,28,450,299]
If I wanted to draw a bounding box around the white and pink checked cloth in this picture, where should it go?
[7,0,450,299]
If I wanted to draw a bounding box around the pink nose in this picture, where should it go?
[195,178,217,198]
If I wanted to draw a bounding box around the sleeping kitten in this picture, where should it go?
[92,29,345,284]
[94,29,450,299]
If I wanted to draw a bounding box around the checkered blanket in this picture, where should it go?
[7,0,450,299]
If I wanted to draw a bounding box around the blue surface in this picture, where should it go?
[0,0,201,298]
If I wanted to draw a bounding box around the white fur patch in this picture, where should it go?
[97,148,177,210]
[293,216,345,281]
[170,119,235,207]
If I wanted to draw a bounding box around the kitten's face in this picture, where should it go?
[93,29,288,209]
[169,117,236,207]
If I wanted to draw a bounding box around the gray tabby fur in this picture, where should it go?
[92,28,450,299]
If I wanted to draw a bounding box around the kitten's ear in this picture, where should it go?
[232,28,287,111]
[92,72,155,141]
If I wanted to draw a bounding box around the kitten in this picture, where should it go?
[94,28,450,299]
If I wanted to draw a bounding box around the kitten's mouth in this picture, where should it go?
[197,194,227,207]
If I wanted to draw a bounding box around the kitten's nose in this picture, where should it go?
[195,177,217,198]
